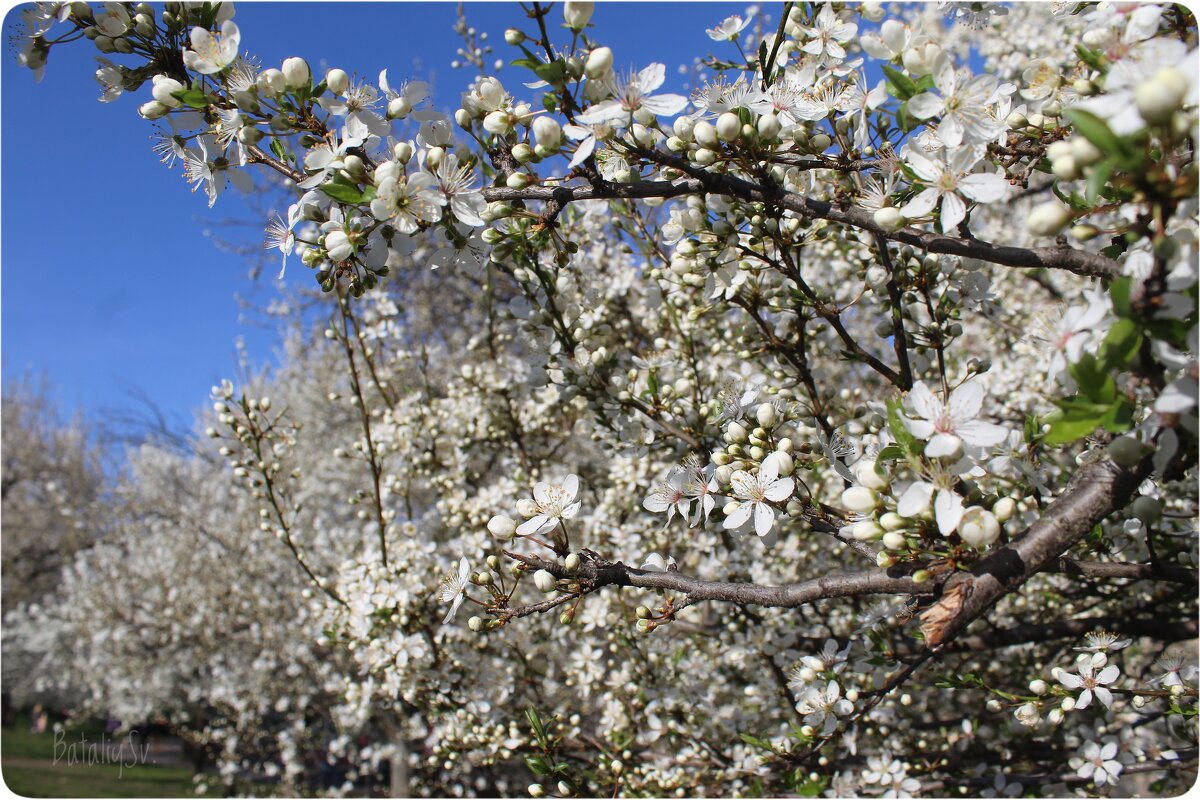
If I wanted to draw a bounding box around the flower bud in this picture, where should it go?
[841,486,878,514]
[151,74,185,106]
[693,120,719,149]
[992,497,1015,522]
[753,111,781,140]
[716,112,742,142]
[564,552,581,572]
[1027,201,1071,236]
[325,68,349,95]
[1131,496,1162,525]
[528,784,545,798]
[504,28,525,45]
[861,1,885,21]
[873,206,906,232]
[726,421,748,443]
[563,0,593,30]
[483,110,512,135]
[1135,67,1189,125]
[853,459,889,490]
[388,96,413,119]
[281,57,310,89]
[852,520,884,540]
[533,569,557,593]
[959,507,1001,548]
[1107,436,1145,467]
[488,514,517,539]
[516,498,538,518]
[1029,679,1047,695]
[532,115,562,150]
[138,100,170,120]
[468,616,484,631]
[257,68,286,96]
[586,46,613,79]
[881,531,907,550]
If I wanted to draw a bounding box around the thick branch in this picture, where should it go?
[505,552,935,610]
[1051,557,1197,585]
[920,453,1150,649]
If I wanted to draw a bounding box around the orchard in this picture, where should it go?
[4,1,1198,797]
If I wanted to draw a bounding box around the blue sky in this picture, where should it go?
[2,1,745,434]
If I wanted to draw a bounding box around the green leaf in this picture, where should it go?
[876,444,905,462]
[1100,399,1134,433]
[171,87,211,109]
[1085,157,1117,204]
[269,137,291,164]
[1065,108,1134,163]
[320,182,369,204]
[1110,277,1133,317]
[1099,318,1142,369]
[510,57,541,69]
[1075,44,1106,73]
[525,755,549,776]
[1069,353,1117,403]
[532,60,567,85]
[1024,414,1043,445]
[882,65,918,100]
[1044,400,1111,444]
[886,398,921,460]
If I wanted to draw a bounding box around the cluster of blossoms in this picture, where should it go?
[7,0,1198,796]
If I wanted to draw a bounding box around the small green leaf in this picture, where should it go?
[1085,157,1117,204]
[886,398,921,459]
[1075,44,1106,73]
[532,60,567,84]
[1100,399,1134,433]
[1110,277,1133,317]
[882,65,918,100]
[1099,318,1142,369]
[320,182,368,204]
[1065,108,1134,163]
[876,444,905,462]
[269,137,291,163]
[1069,354,1117,404]
[171,87,211,109]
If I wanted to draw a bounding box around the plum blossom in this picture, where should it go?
[707,12,753,42]
[907,53,1007,147]
[800,4,858,64]
[183,21,240,75]
[576,63,689,125]
[904,380,1007,458]
[900,145,1008,233]
[1057,661,1120,710]
[1074,739,1124,786]
[642,467,691,525]
[723,453,794,539]
[798,681,853,735]
[431,153,486,227]
[517,475,582,536]
[436,557,470,624]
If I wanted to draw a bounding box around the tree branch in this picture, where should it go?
[503,551,936,611]
[920,453,1151,649]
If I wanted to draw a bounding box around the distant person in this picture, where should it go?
[30,704,47,734]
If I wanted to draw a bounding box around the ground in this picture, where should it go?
[1,715,195,798]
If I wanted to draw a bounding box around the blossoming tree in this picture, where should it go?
[9,0,1199,796]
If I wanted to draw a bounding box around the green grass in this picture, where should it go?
[2,716,196,798]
